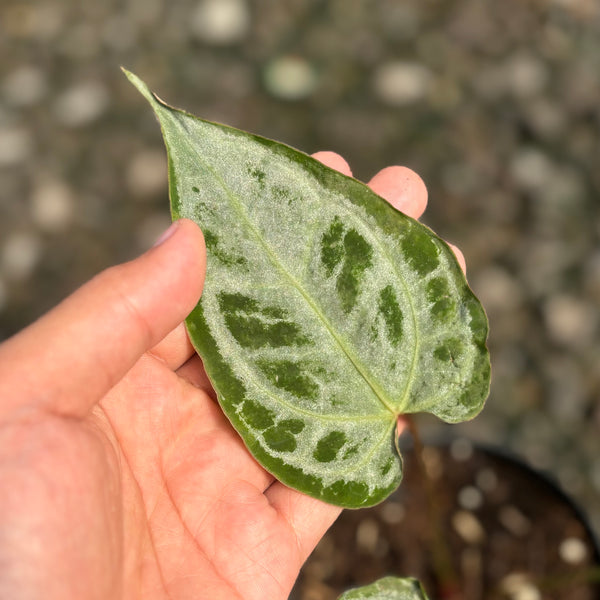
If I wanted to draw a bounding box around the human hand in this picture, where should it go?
[0,153,445,600]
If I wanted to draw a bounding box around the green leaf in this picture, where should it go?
[338,576,431,599]
[124,69,490,508]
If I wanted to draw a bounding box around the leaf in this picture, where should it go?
[337,576,431,600]
[124,69,490,508]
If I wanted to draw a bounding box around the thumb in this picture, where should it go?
[0,219,206,420]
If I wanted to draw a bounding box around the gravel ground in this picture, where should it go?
[1,0,599,561]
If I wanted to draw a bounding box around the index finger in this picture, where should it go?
[368,166,428,220]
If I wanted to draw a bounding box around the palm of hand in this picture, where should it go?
[96,348,317,600]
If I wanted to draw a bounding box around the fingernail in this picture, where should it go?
[152,220,180,248]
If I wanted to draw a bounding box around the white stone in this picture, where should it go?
[501,573,541,600]
[373,61,432,106]
[452,510,485,544]
[126,149,167,198]
[559,537,588,565]
[543,294,598,347]
[505,52,549,98]
[509,148,554,192]
[30,179,74,232]
[1,232,42,281]
[458,486,483,511]
[191,0,250,45]
[53,81,110,127]
[2,65,47,107]
[263,56,318,101]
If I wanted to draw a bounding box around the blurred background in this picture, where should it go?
[0,0,599,542]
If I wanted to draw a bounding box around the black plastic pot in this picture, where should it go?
[292,439,600,600]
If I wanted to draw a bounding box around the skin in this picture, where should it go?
[0,153,459,600]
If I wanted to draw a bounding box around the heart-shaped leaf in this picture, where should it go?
[125,69,490,508]
[338,577,431,600]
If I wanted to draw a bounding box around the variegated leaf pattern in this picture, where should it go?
[338,577,431,600]
[126,70,490,508]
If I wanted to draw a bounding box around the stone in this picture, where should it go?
[372,61,432,106]
[191,0,250,45]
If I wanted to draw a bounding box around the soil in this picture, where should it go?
[291,440,600,600]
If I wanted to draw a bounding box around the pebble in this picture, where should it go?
[509,148,554,193]
[372,61,432,106]
[190,0,250,45]
[53,81,110,127]
[504,52,549,98]
[458,486,484,511]
[263,56,319,101]
[501,573,541,600]
[543,294,599,348]
[30,179,74,233]
[125,149,168,199]
[559,536,588,565]
[452,510,486,544]
[1,232,42,281]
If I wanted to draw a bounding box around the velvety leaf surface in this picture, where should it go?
[338,576,430,599]
[125,70,490,508]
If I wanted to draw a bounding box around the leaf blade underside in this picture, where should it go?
[338,577,431,600]
[125,69,490,508]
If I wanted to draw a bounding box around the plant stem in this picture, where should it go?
[406,416,461,599]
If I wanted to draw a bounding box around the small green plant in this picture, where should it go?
[125,69,490,599]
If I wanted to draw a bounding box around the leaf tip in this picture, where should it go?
[121,67,159,108]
